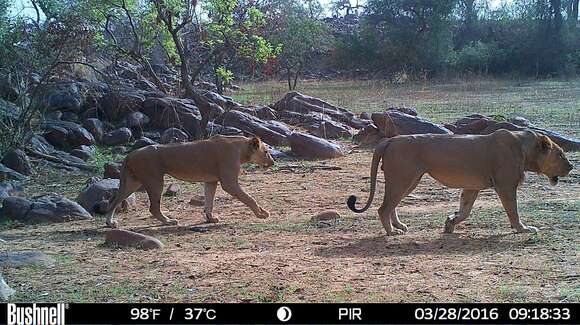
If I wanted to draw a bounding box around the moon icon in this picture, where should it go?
[276,306,292,322]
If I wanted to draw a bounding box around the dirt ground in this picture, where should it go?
[2,142,579,303]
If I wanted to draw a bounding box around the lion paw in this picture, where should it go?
[516,225,538,233]
[106,220,119,229]
[164,218,179,226]
[256,209,270,219]
[205,216,219,223]
[386,228,405,236]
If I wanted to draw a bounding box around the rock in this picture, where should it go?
[0,99,20,123]
[27,135,87,167]
[104,162,122,179]
[70,145,95,161]
[189,195,205,206]
[308,120,353,139]
[142,97,201,139]
[512,116,532,127]
[310,210,340,223]
[61,111,79,122]
[77,178,135,215]
[2,149,33,175]
[371,111,452,137]
[98,89,146,121]
[257,106,277,120]
[131,137,157,151]
[0,251,55,267]
[220,110,288,146]
[0,274,15,300]
[360,112,371,120]
[160,128,189,144]
[83,118,105,142]
[35,82,82,113]
[353,124,383,145]
[0,163,27,182]
[103,127,132,146]
[287,132,344,159]
[2,195,92,223]
[448,115,580,152]
[44,120,96,149]
[125,111,150,128]
[389,106,418,116]
[164,184,180,197]
[104,229,164,250]
[0,73,20,101]
[273,91,358,128]
[203,91,239,110]
[0,181,23,203]
[206,122,243,136]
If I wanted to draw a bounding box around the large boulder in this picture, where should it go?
[131,137,157,151]
[0,163,27,182]
[76,178,134,215]
[219,110,288,146]
[287,132,344,159]
[142,97,201,139]
[1,149,33,176]
[70,145,95,161]
[0,181,23,203]
[446,115,580,152]
[307,120,353,139]
[160,128,189,144]
[102,127,132,146]
[97,89,146,121]
[43,120,96,149]
[125,111,150,129]
[2,195,92,223]
[371,111,452,137]
[28,135,88,167]
[206,122,243,137]
[83,118,105,142]
[0,99,20,123]
[35,82,82,113]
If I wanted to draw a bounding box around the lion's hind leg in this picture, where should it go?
[105,168,142,228]
[379,173,422,236]
[142,175,178,226]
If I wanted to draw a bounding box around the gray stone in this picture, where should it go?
[2,195,92,223]
[288,132,344,159]
[2,149,33,175]
[103,127,132,146]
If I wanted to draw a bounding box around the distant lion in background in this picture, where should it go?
[102,135,275,228]
[348,129,574,235]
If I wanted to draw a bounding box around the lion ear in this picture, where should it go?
[539,135,552,152]
[250,136,261,150]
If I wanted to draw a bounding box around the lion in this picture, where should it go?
[348,129,574,235]
[103,135,275,228]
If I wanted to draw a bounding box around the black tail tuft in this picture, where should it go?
[347,195,360,213]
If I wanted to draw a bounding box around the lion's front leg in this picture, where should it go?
[444,189,479,233]
[221,180,269,219]
[203,182,219,223]
[495,185,538,233]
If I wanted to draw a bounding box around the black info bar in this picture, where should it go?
[1,303,577,324]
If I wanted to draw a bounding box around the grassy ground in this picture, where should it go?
[1,78,579,303]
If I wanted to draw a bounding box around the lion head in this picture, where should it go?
[535,135,574,185]
[248,136,275,167]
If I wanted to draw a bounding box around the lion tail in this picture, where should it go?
[347,139,390,213]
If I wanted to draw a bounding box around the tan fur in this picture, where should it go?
[104,135,275,228]
[348,130,574,235]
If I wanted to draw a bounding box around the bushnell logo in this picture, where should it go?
[7,303,66,325]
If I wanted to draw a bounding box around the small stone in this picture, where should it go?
[104,229,164,250]
[164,184,180,197]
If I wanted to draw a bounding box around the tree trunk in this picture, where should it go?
[287,67,292,90]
